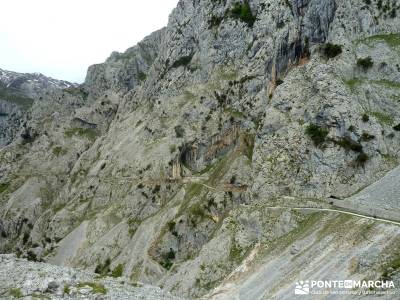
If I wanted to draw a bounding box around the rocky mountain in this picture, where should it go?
[1,0,400,299]
[0,68,77,147]
[0,254,181,299]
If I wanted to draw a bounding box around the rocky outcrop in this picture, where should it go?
[84,28,165,98]
[180,123,241,172]
[0,69,77,147]
[0,0,400,299]
[0,254,182,299]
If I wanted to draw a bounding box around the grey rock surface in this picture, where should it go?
[0,0,400,299]
[0,254,182,299]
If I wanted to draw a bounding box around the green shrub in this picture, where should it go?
[305,124,329,147]
[63,285,70,294]
[152,185,161,194]
[323,43,342,58]
[190,204,207,221]
[361,132,375,141]
[393,124,400,131]
[22,232,30,245]
[356,152,369,166]
[26,251,38,262]
[334,137,363,152]
[94,258,111,275]
[8,288,23,298]
[137,72,147,82]
[166,248,176,260]
[362,114,370,122]
[160,248,176,270]
[171,55,193,69]
[111,264,124,278]
[357,56,374,69]
[167,221,176,232]
[231,1,256,26]
[0,182,9,194]
[229,241,244,263]
[169,144,176,153]
[174,125,185,138]
[208,15,223,28]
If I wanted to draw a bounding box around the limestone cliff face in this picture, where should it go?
[84,28,165,98]
[1,0,400,299]
[0,68,77,147]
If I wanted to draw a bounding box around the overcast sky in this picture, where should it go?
[0,0,178,83]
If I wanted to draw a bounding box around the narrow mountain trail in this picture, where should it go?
[263,206,400,226]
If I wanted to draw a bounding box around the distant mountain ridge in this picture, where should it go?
[0,68,78,147]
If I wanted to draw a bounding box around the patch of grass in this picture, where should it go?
[52,146,67,157]
[0,182,10,194]
[382,153,398,165]
[371,111,394,126]
[334,137,363,152]
[77,282,107,295]
[243,133,255,161]
[357,56,374,69]
[0,86,34,109]
[63,285,70,294]
[189,203,208,223]
[64,127,99,141]
[344,78,363,90]
[169,144,177,153]
[231,1,256,26]
[381,256,400,281]
[364,33,400,49]
[186,183,203,199]
[372,79,400,89]
[229,239,244,263]
[111,264,124,278]
[323,43,342,58]
[183,90,196,102]
[305,124,329,147]
[225,107,245,119]
[217,69,238,81]
[9,288,23,298]
[64,87,88,100]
